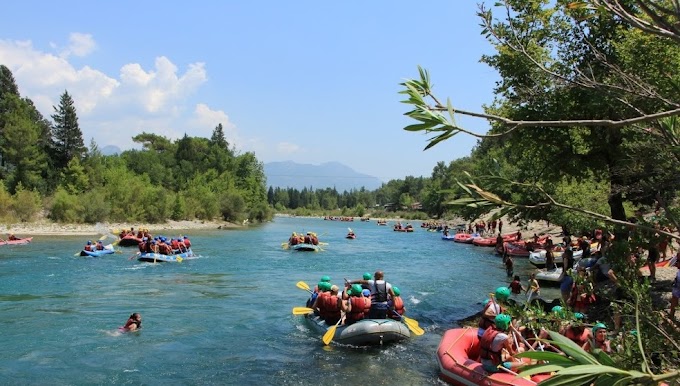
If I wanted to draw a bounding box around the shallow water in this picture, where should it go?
[0,216,558,385]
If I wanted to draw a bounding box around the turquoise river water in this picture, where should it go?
[0,216,558,385]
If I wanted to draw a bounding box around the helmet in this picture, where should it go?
[494,314,512,331]
[318,282,332,292]
[574,312,584,320]
[495,287,510,301]
[362,289,371,297]
[392,286,401,296]
[552,305,563,314]
[592,323,607,334]
[363,272,373,280]
[87,241,92,245]
[320,275,331,282]
[351,284,363,296]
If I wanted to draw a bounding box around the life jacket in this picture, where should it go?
[564,327,590,347]
[322,295,341,325]
[362,297,371,315]
[183,238,192,248]
[478,301,502,330]
[389,296,404,319]
[84,245,93,251]
[315,292,330,314]
[509,280,522,294]
[289,237,299,246]
[136,231,143,238]
[304,235,311,244]
[345,297,365,324]
[479,327,503,365]
[96,244,104,250]
[373,281,388,303]
[159,243,172,255]
[171,239,180,250]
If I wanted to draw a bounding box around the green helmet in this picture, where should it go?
[321,275,331,282]
[592,323,607,334]
[495,287,510,301]
[392,286,401,296]
[551,305,563,314]
[495,314,512,331]
[363,272,373,280]
[574,312,584,320]
[351,284,363,296]
[318,282,332,291]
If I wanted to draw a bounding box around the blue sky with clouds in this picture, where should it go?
[0,1,499,182]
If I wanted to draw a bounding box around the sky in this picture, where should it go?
[0,1,499,182]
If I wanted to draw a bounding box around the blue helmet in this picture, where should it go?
[87,241,92,245]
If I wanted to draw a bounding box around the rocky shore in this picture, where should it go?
[1,219,242,236]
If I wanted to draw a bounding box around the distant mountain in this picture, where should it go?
[101,145,121,156]
[264,161,382,192]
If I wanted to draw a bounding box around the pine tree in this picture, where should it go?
[51,90,86,170]
[210,123,229,150]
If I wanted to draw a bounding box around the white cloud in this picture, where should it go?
[0,35,212,152]
[191,103,240,150]
[61,33,96,58]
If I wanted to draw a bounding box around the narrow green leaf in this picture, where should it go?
[519,364,565,377]
[539,373,597,386]
[403,123,434,132]
[556,365,629,376]
[516,350,578,365]
[547,331,599,364]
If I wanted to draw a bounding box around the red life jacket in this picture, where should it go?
[84,245,93,251]
[362,297,371,315]
[171,239,180,250]
[322,295,341,325]
[393,296,404,315]
[346,297,365,323]
[479,327,503,365]
[183,238,192,248]
[315,292,330,314]
[564,327,589,347]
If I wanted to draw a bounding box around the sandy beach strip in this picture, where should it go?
[1,219,242,236]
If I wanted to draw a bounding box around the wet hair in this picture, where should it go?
[513,275,520,281]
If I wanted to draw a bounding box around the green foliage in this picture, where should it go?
[11,184,41,222]
[51,90,86,170]
[220,191,246,222]
[48,187,83,223]
[79,189,111,223]
[60,158,90,194]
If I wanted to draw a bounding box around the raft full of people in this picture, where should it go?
[283,232,322,252]
[293,270,423,345]
[135,235,195,263]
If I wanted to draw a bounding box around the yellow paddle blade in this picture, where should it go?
[73,252,81,256]
[403,317,425,336]
[318,242,329,246]
[281,242,289,249]
[402,315,420,327]
[296,281,311,292]
[99,235,108,241]
[292,307,315,315]
[176,256,183,263]
[322,324,339,345]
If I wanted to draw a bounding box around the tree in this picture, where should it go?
[51,90,86,170]
[400,0,680,382]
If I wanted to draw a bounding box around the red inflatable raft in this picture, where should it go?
[436,327,550,386]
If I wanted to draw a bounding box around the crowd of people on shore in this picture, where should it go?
[305,271,406,326]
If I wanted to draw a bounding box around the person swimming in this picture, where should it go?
[121,312,142,331]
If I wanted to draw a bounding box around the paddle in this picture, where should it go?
[281,242,289,250]
[176,256,183,263]
[128,252,140,260]
[296,281,313,293]
[292,307,315,315]
[393,311,425,336]
[322,312,345,345]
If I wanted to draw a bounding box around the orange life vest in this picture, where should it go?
[346,297,365,324]
[479,327,503,365]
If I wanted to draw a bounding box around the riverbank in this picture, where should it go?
[1,219,242,236]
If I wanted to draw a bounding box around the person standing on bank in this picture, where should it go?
[348,270,395,319]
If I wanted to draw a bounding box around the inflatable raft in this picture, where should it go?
[305,314,410,346]
[292,243,320,252]
[529,248,584,268]
[79,244,115,257]
[118,234,143,247]
[137,249,195,262]
[437,327,549,386]
[1,237,32,246]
